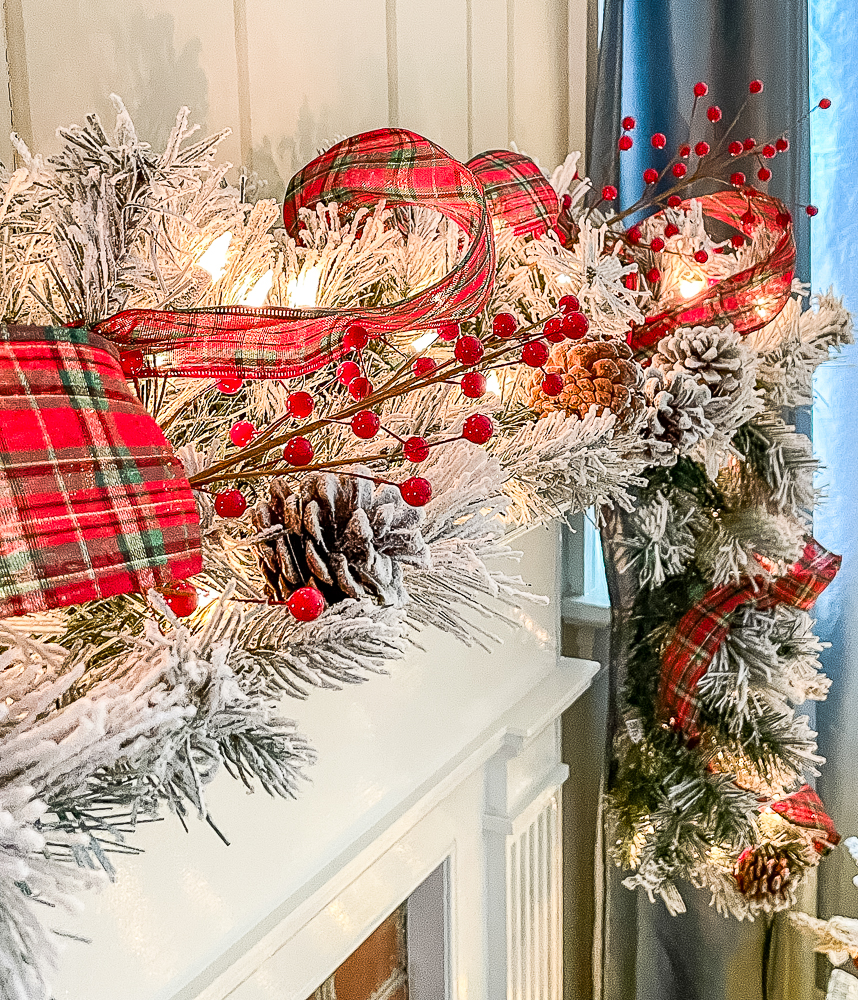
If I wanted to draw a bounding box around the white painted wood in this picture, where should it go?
[470,0,510,156]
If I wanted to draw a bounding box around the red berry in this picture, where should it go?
[694,140,710,157]
[650,237,665,252]
[561,193,572,210]
[664,222,680,237]
[601,184,618,201]
[455,335,484,366]
[412,356,437,377]
[819,98,831,109]
[651,132,667,149]
[544,316,565,342]
[693,81,709,97]
[730,171,746,186]
[158,580,198,618]
[775,136,789,152]
[667,195,682,208]
[562,312,590,339]
[462,413,494,444]
[342,323,369,351]
[461,371,487,397]
[283,436,314,466]
[438,322,459,341]
[286,390,314,418]
[621,115,636,130]
[743,137,757,151]
[730,233,746,248]
[214,489,248,518]
[627,225,643,244]
[776,211,792,227]
[287,586,326,622]
[217,377,243,395]
[672,163,687,178]
[337,361,360,385]
[492,313,518,339]
[351,409,380,439]
[403,436,430,463]
[229,421,256,448]
[399,476,432,507]
[762,144,776,158]
[618,135,633,151]
[643,167,659,184]
[521,341,549,367]
[348,377,373,401]
[559,294,580,313]
[679,144,691,158]
[806,205,819,217]
[694,249,709,264]
[707,105,722,122]
[542,373,564,396]
[741,209,757,226]
[646,267,661,283]
[757,166,772,182]
[728,140,743,156]
[121,349,145,376]
[749,79,764,94]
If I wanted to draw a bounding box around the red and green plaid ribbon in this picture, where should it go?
[659,538,841,735]
[0,325,201,617]
[95,131,556,380]
[466,149,559,238]
[629,189,796,357]
[771,784,840,851]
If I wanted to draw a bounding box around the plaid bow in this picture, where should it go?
[771,784,840,851]
[466,150,559,238]
[0,325,201,617]
[659,538,841,735]
[96,130,553,380]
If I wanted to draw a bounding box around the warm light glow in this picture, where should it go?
[241,269,274,307]
[485,372,502,395]
[411,331,439,351]
[197,231,232,283]
[285,264,322,308]
[556,274,573,286]
[679,276,707,299]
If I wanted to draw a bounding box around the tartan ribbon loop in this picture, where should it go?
[0,324,201,618]
[93,131,555,381]
[659,538,841,735]
[771,784,840,850]
[629,189,796,357]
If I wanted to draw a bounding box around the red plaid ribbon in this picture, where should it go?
[771,784,840,850]
[0,325,201,617]
[94,132,556,380]
[659,538,841,734]
[629,190,796,356]
[466,150,559,237]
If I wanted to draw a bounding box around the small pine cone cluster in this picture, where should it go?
[252,473,430,607]
[651,324,743,396]
[528,337,642,424]
[734,843,801,910]
[641,368,714,453]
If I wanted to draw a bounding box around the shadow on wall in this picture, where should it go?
[252,96,333,201]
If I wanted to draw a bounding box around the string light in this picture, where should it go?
[196,231,233,283]
[285,264,322,308]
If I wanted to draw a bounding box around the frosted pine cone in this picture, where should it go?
[734,842,803,911]
[527,337,642,425]
[651,324,744,394]
[640,368,714,454]
[252,473,430,607]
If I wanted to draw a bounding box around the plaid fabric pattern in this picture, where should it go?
[466,150,559,237]
[0,325,201,617]
[629,190,796,357]
[771,784,840,850]
[96,129,497,380]
[659,539,841,734]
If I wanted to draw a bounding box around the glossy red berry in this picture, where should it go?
[348,377,373,401]
[412,356,437,377]
[672,163,687,178]
[562,312,589,339]
[217,377,243,395]
[643,167,659,184]
[730,171,746,186]
[121,349,145,376]
[618,135,633,151]
[819,98,831,109]
[286,390,314,418]
[806,205,819,217]
[646,267,661,283]
[749,79,764,94]
[730,233,746,248]
[667,195,682,208]
[627,225,643,244]
[728,140,743,156]
[621,115,636,130]
[229,421,256,448]
[287,586,326,622]
[775,136,789,152]
[492,313,518,339]
[762,144,776,158]
[403,436,430,463]
[351,410,380,439]
[679,144,691,158]
[651,132,667,149]
[336,360,361,385]
[693,81,709,97]
[743,137,757,151]
[601,185,618,201]
[664,222,680,237]
[776,211,792,227]
[283,436,314,466]
[438,322,459,341]
[542,373,564,396]
[342,324,369,351]
[158,580,198,618]
[462,413,494,445]
[650,237,665,252]
[461,371,487,397]
[694,249,709,264]
[544,316,565,342]
[741,209,757,226]
[707,105,722,122]
[455,335,484,365]
[757,166,772,182]
[399,476,432,507]
[694,140,710,157]
[559,294,580,313]
[521,341,550,367]
[214,489,247,518]
[561,193,572,210]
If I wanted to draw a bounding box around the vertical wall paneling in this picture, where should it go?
[469,0,509,155]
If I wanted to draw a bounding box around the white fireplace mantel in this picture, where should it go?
[52,522,599,1000]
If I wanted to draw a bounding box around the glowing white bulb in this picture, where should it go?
[485,372,502,395]
[411,331,439,351]
[285,265,322,308]
[679,276,707,299]
[241,269,274,307]
[197,232,232,283]
[556,274,573,286]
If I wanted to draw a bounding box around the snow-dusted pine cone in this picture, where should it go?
[527,337,642,425]
[734,843,801,909]
[651,324,744,395]
[252,473,430,607]
[641,368,714,453]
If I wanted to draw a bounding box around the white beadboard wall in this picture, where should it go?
[0,0,589,193]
